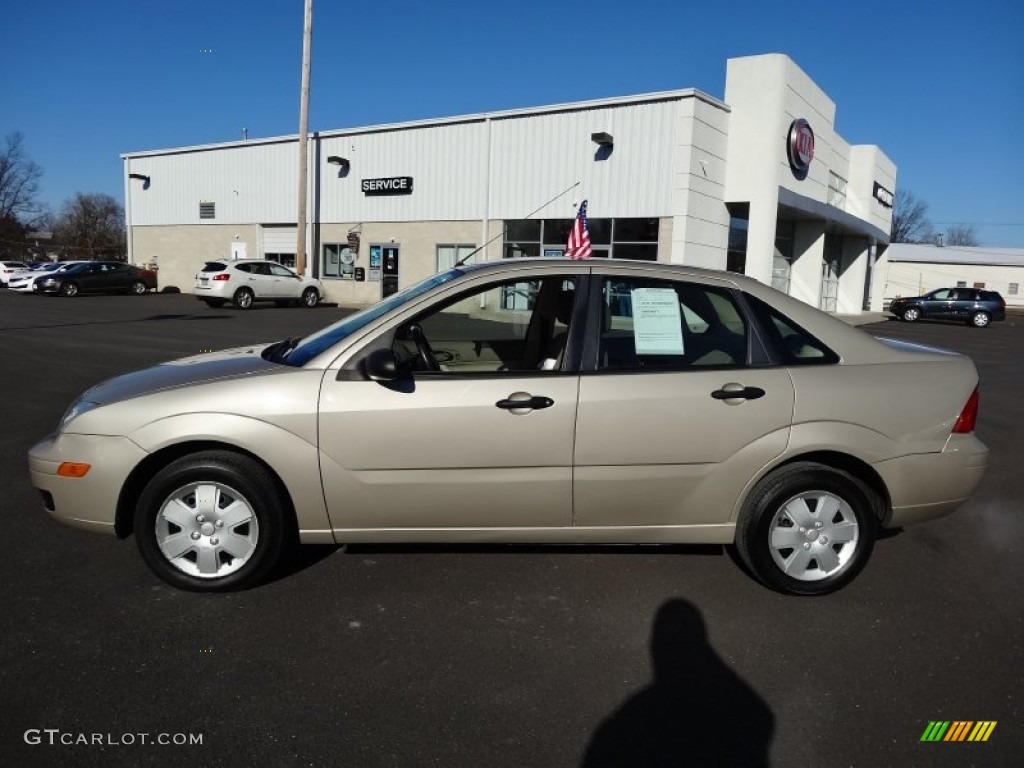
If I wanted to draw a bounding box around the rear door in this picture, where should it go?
[573,272,794,529]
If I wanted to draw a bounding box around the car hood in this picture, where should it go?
[81,344,281,406]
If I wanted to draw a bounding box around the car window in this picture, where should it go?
[269,264,296,277]
[234,263,252,273]
[744,295,839,365]
[596,277,747,371]
[930,289,953,300]
[202,262,227,272]
[250,263,272,276]
[393,275,579,374]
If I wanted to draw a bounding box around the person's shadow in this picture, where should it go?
[581,599,774,767]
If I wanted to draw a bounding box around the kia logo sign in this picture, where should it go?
[787,119,815,175]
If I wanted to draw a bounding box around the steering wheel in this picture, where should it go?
[407,323,441,372]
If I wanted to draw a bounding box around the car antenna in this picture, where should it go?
[454,180,581,267]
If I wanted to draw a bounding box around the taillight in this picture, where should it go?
[213,274,230,281]
[952,388,979,434]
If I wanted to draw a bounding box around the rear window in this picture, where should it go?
[202,262,227,272]
[745,296,839,366]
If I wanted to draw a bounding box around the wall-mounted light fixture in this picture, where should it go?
[326,155,350,171]
[590,132,614,148]
[129,172,151,189]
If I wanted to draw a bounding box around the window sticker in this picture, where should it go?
[632,288,684,355]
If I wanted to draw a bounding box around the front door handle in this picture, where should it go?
[496,394,554,411]
[711,385,765,401]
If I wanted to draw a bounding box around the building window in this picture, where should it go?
[727,210,748,274]
[322,243,354,279]
[199,202,215,220]
[437,244,476,272]
[503,217,656,260]
[1009,283,1019,295]
[827,173,847,207]
[265,252,296,268]
[956,281,967,287]
[973,282,986,289]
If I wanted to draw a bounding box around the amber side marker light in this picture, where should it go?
[57,462,92,478]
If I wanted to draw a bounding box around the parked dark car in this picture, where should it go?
[34,261,158,297]
[888,288,1006,328]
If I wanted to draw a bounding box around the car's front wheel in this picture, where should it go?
[735,462,877,595]
[59,282,78,297]
[133,451,288,591]
[302,287,320,308]
[233,287,254,309]
[901,307,920,322]
[131,280,147,295]
[969,311,990,328]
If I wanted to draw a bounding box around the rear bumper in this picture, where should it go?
[875,433,988,527]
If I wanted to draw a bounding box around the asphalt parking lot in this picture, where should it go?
[1,289,1021,767]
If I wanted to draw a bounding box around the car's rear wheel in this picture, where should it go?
[60,282,78,297]
[233,287,254,309]
[901,307,920,322]
[969,311,990,328]
[735,462,877,596]
[302,287,320,308]
[131,280,147,295]
[134,451,287,592]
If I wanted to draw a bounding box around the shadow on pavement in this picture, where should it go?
[581,599,774,767]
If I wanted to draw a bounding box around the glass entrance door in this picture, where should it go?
[820,233,841,312]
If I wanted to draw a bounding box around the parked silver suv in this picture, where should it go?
[194,260,324,309]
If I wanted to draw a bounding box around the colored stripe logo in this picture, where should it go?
[920,721,997,742]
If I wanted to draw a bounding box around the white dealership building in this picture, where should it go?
[122,53,896,313]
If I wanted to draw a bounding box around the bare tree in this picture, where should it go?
[890,190,933,243]
[0,132,44,224]
[944,224,979,247]
[53,193,127,259]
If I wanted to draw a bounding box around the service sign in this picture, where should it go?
[873,182,894,208]
[787,119,815,174]
[362,177,414,196]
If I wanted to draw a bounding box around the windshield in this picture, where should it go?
[282,268,465,366]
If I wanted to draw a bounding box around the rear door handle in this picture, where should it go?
[711,385,765,401]
[496,395,554,410]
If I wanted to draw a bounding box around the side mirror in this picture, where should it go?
[363,348,400,382]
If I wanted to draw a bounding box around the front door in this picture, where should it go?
[573,274,794,529]
[318,274,584,531]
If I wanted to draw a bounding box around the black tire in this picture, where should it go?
[233,287,254,309]
[203,299,226,308]
[969,311,990,328]
[59,281,78,297]
[133,451,288,592]
[901,307,920,322]
[131,280,147,295]
[301,287,320,308]
[735,462,877,596]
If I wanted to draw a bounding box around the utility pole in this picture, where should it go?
[295,0,313,275]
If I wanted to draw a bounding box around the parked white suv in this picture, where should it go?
[195,260,324,309]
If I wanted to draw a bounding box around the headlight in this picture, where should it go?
[60,399,100,431]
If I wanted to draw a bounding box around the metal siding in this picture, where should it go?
[489,100,679,219]
[318,123,487,222]
[127,143,297,226]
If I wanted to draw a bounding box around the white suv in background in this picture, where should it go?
[1,261,30,286]
[195,260,325,309]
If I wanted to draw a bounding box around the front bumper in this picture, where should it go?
[29,432,149,534]
[875,433,989,527]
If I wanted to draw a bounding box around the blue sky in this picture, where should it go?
[5,0,1023,246]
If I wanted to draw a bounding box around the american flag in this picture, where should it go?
[565,200,592,259]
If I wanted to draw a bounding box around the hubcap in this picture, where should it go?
[974,314,988,327]
[155,481,259,579]
[768,491,859,581]
[238,291,252,308]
